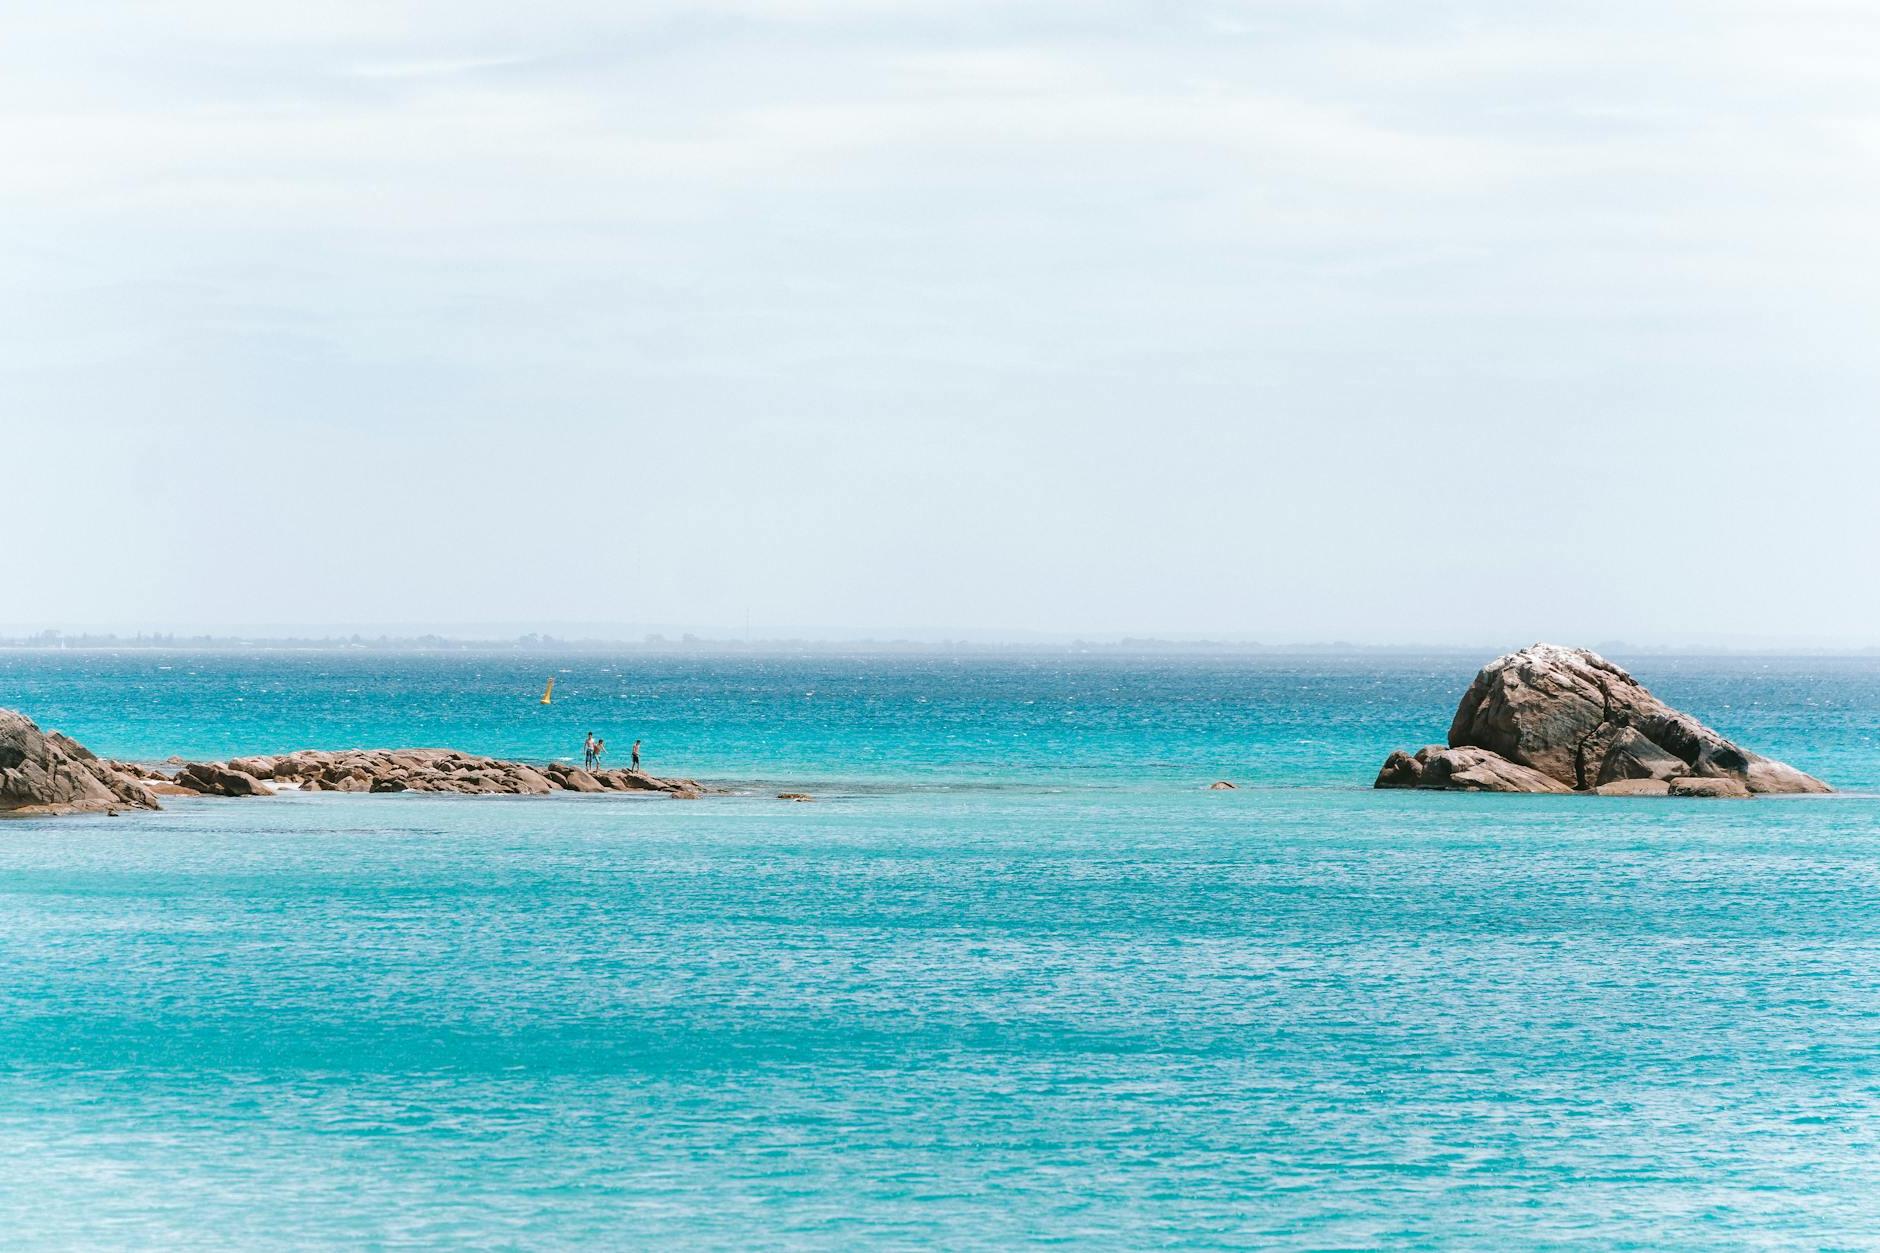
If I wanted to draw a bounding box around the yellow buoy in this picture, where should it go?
[540,678,554,705]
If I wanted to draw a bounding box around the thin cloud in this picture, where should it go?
[5,1,1879,638]
[345,54,539,79]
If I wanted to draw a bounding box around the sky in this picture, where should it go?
[6,1,1880,645]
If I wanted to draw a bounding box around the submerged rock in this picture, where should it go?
[1379,644,1830,796]
[0,710,160,816]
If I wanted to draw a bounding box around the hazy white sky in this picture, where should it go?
[7,1,1879,643]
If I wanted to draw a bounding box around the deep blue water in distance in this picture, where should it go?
[7,649,1880,789]
[2,650,1879,1246]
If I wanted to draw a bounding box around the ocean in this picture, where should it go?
[2,650,1877,1246]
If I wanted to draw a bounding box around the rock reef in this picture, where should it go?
[0,706,704,815]
[172,748,704,800]
[1376,644,1830,796]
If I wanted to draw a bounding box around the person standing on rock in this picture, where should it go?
[631,740,641,772]
[593,738,605,769]
[583,732,596,770]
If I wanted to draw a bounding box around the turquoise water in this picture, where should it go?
[2,651,1879,1246]
[7,650,1879,789]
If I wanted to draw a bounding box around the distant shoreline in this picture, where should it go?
[6,636,1880,658]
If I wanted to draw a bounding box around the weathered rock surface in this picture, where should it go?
[547,766,607,793]
[1378,644,1830,796]
[1376,744,1573,794]
[0,710,160,815]
[173,748,704,800]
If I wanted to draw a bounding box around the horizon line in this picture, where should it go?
[5,628,1880,657]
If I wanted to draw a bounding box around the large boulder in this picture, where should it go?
[1380,644,1830,795]
[0,710,160,815]
[1589,726,1686,786]
[548,766,607,793]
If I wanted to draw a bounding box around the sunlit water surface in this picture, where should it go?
[1,651,1877,1246]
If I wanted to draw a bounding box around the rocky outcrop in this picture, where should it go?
[0,706,707,816]
[0,710,160,815]
[174,748,704,800]
[1378,644,1830,796]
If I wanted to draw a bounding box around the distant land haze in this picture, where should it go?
[4,628,1880,656]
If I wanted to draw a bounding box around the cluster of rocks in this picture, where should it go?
[173,749,704,800]
[1,706,705,816]
[0,710,161,816]
[1377,644,1831,797]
